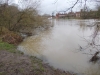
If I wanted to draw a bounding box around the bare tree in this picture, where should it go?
[0,0,50,33]
[18,0,41,9]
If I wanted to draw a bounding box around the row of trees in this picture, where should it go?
[81,6,100,19]
[0,0,50,33]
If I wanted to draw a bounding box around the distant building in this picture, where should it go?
[55,9,98,19]
[56,11,78,19]
[56,13,67,18]
[68,12,76,18]
[75,12,81,18]
[56,12,81,19]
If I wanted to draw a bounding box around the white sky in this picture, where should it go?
[13,0,97,15]
[40,0,97,15]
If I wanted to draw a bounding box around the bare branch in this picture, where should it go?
[53,0,59,4]
[65,0,80,12]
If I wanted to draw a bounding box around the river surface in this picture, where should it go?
[18,19,100,75]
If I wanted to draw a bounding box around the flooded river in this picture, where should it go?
[18,19,100,75]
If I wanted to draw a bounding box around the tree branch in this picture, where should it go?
[53,0,59,4]
[65,0,80,11]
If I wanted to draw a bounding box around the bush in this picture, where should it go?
[2,32,23,45]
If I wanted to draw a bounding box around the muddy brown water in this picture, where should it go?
[18,19,100,75]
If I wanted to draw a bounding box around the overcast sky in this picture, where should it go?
[40,0,96,15]
[12,0,97,15]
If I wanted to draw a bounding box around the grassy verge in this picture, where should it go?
[0,38,73,75]
[0,39,20,53]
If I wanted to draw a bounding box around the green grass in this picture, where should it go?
[0,72,6,75]
[0,40,16,53]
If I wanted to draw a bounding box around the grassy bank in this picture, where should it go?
[0,39,74,75]
[0,40,16,53]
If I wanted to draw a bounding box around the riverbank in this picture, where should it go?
[0,36,75,75]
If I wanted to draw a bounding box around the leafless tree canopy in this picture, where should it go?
[0,0,49,32]
[54,0,100,12]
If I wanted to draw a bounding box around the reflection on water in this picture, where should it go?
[18,19,100,75]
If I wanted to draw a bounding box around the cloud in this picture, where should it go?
[40,0,96,15]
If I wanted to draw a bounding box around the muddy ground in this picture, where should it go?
[0,50,76,75]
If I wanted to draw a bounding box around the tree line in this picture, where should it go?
[0,0,50,34]
[80,6,100,19]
